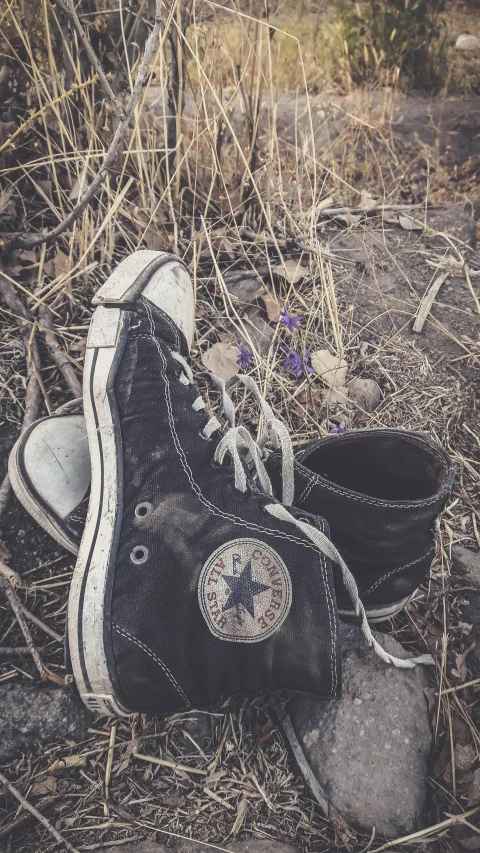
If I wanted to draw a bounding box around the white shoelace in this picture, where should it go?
[174,354,434,669]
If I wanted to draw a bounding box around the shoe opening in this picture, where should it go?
[304,432,449,502]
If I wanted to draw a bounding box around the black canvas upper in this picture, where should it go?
[103,298,341,714]
[266,429,454,611]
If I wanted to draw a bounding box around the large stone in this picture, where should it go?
[348,377,382,412]
[452,546,480,675]
[291,624,432,838]
[0,684,92,761]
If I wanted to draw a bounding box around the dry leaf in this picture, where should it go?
[311,349,348,389]
[17,249,37,264]
[54,250,71,278]
[356,189,377,209]
[381,210,399,223]
[316,195,334,212]
[231,797,248,837]
[49,754,87,773]
[68,179,80,201]
[225,275,263,306]
[31,776,57,796]
[455,642,476,681]
[68,338,87,357]
[242,306,274,355]
[55,816,76,831]
[272,259,305,285]
[398,213,424,232]
[454,743,477,772]
[336,212,357,227]
[259,287,281,322]
[201,342,239,381]
[0,188,14,216]
[42,258,55,278]
[200,232,236,261]
[467,768,480,806]
[36,179,52,201]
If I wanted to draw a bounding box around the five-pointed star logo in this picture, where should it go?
[222,560,270,619]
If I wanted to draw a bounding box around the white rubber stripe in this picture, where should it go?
[67,342,128,715]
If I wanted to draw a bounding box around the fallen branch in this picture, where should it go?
[38,305,83,398]
[0,793,58,841]
[55,0,119,117]
[5,0,163,252]
[316,203,432,219]
[133,751,208,776]
[0,572,46,680]
[274,700,329,817]
[0,772,78,852]
[21,603,63,643]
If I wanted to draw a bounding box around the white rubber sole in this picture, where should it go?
[9,430,80,555]
[67,250,193,716]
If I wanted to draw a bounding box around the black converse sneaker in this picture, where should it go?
[67,251,347,717]
[266,428,454,622]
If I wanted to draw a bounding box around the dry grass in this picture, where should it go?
[0,0,479,850]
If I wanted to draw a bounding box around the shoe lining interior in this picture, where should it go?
[307,435,446,501]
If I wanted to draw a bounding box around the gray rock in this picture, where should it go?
[348,377,382,412]
[291,623,432,838]
[452,546,480,675]
[175,841,299,853]
[0,684,93,761]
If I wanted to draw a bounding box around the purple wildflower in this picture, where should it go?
[283,346,314,379]
[237,344,254,370]
[280,307,302,333]
[329,424,349,435]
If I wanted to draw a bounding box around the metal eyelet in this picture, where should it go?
[135,502,153,519]
[130,546,148,565]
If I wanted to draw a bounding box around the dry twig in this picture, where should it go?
[0,771,78,852]
[38,305,83,398]
[0,570,46,680]
[413,272,449,333]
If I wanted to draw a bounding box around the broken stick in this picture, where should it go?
[412,272,449,334]
[0,771,78,853]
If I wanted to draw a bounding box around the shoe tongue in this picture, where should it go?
[142,263,194,351]
[138,298,190,360]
